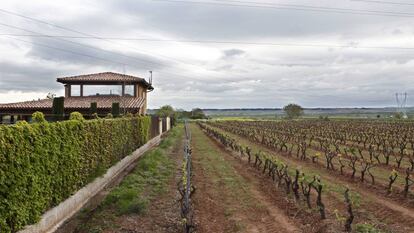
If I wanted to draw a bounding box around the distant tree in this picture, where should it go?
[191,108,207,119]
[156,105,175,118]
[176,110,191,119]
[283,103,304,119]
[173,108,207,120]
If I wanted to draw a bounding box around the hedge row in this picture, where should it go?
[0,116,150,232]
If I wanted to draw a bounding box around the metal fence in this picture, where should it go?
[180,121,195,233]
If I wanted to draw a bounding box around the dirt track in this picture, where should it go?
[190,124,326,233]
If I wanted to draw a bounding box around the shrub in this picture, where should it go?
[90,102,97,116]
[105,113,113,119]
[16,120,29,126]
[156,105,175,118]
[0,116,151,232]
[32,111,46,123]
[112,102,120,117]
[69,112,85,121]
[52,97,65,121]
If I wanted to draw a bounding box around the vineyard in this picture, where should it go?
[196,119,414,232]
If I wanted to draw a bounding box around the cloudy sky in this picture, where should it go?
[0,0,413,109]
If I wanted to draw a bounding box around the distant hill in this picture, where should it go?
[147,107,413,118]
[202,107,414,118]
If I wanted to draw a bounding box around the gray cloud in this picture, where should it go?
[0,61,61,92]
[222,49,246,59]
[0,0,413,108]
[27,37,171,71]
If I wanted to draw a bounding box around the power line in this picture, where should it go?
[0,8,210,72]
[153,0,414,17]
[0,33,413,50]
[0,19,219,81]
[6,36,130,67]
[350,0,414,6]
[219,0,414,15]
[2,32,214,82]
[0,22,164,69]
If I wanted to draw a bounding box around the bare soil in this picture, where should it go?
[190,124,329,233]
[211,124,414,233]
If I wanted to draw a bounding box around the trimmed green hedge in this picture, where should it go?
[0,116,150,232]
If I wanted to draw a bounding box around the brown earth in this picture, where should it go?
[190,124,331,233]
[209,124,414,233]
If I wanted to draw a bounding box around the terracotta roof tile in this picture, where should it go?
[0,96,145,110]
[57,72,152,87]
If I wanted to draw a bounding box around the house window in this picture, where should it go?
[124,85,134,96]
[83,85,122,96]
[71,85,81,96]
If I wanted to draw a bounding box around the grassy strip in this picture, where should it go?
[75,125,183,233]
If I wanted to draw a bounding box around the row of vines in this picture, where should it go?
[206,120,414,199]
[197,122,356,232]
[179,122,195,233]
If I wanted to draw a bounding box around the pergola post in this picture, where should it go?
[80,84,84,97]
[10,115,15,124]
[121,84,125,96]
[65,84,72,97]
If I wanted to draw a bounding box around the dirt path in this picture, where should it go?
[110,136,184,233]
[209,124,414,232]
[191,124,312,233]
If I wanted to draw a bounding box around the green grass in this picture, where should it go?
[355,223,383,233]
[75,125,183,232]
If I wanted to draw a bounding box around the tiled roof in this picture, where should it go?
[57,72,149,85]
[0,96,145,110]
[0,99,52,109]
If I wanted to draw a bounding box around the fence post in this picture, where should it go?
[166,117,171,131]
[158,118,163,135]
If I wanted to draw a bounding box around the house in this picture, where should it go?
[0,72,153,123]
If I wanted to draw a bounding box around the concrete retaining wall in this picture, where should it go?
[18,135,162,233]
